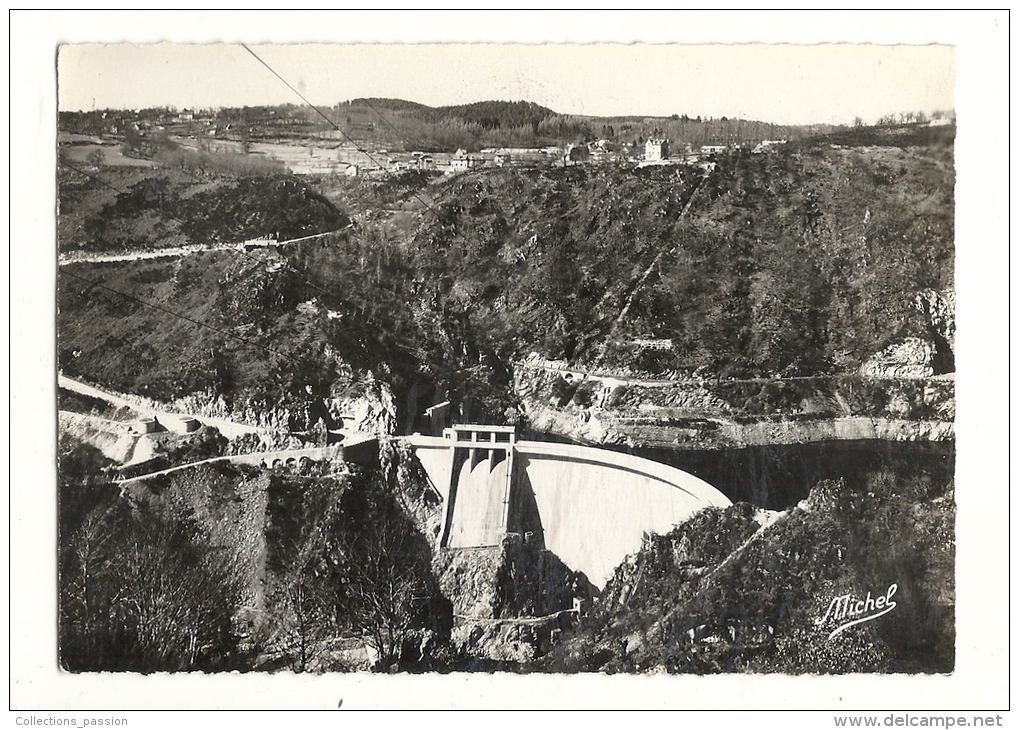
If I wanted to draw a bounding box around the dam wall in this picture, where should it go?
[513,442,731,587]
[405,431,730,587]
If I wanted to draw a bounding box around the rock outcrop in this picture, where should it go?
[329,371,399,437]
[859,337,937,378]
[432,534,588,664]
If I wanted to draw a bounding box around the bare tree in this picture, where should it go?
[339,517,429,669]
[60,508,115,667]
[262,523,336,672]
[60,502,245,672]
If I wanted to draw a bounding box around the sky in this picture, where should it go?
[56,16,955,126]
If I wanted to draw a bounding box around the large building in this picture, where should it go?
[645,138,669,161]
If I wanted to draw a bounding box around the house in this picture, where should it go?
[566,144,590,162]
[645,138,669,161]
[494,153,511,167]
[449,151,473,172]
[700,144,727,155]
[344,164,359,177]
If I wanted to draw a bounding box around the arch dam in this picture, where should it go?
[405,425,731,588]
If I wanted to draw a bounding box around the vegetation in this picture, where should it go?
[61,100,839,155]
[55,109,956,675]
[58,440,249,672]
[59,435,449,673]
[540,465,955,674]
[57,124,954,429]
[59,168,348,254]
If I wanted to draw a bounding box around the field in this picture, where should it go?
[59,138,155,168]
[173,136,379,175]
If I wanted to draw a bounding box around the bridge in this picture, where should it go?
[114,439,381,485]
[116,445,343,484]
[406,425,731,588]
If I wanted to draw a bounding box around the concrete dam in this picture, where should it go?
[406,425,731,588]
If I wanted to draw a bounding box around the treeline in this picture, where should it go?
[595,115,828,148]
[326,99,589,152]
[276,99,831,152]
[343,98,556,129]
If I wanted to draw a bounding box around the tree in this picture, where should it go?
[86,149,105,168]
[336,501,427,668]
[123,125,142,155]
[332,485,432,671]
[266,565,335,672]
[60,500,246,672]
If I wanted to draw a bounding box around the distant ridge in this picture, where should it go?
[345,97,434,113]
[345,98,558,129]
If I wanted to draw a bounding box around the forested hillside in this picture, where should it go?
[321,98,828,152]
[58,168,348,255]
[401,125,954,378]
[57,124,954,430]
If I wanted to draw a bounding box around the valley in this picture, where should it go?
[56,108,956,674]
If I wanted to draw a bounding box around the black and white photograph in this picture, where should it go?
[10,9,1010,716]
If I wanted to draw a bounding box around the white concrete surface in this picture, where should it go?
[406,434,731,588]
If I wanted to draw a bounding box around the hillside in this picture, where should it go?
[539,465,955,674]
[57,125,955,433]
[310,98,824,152]
[58,166,349,256]
[403,126,954,378]
[58,435,590,672]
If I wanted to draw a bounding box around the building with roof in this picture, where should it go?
[645,138,669,161]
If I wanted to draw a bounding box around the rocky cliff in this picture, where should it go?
[515,362,954,450]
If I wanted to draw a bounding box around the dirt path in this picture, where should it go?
[517,357,955,389]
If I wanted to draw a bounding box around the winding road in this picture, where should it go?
[58,227,350,266]
[58,374,263,439]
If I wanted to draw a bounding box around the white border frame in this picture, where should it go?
[10,9,1010,712]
